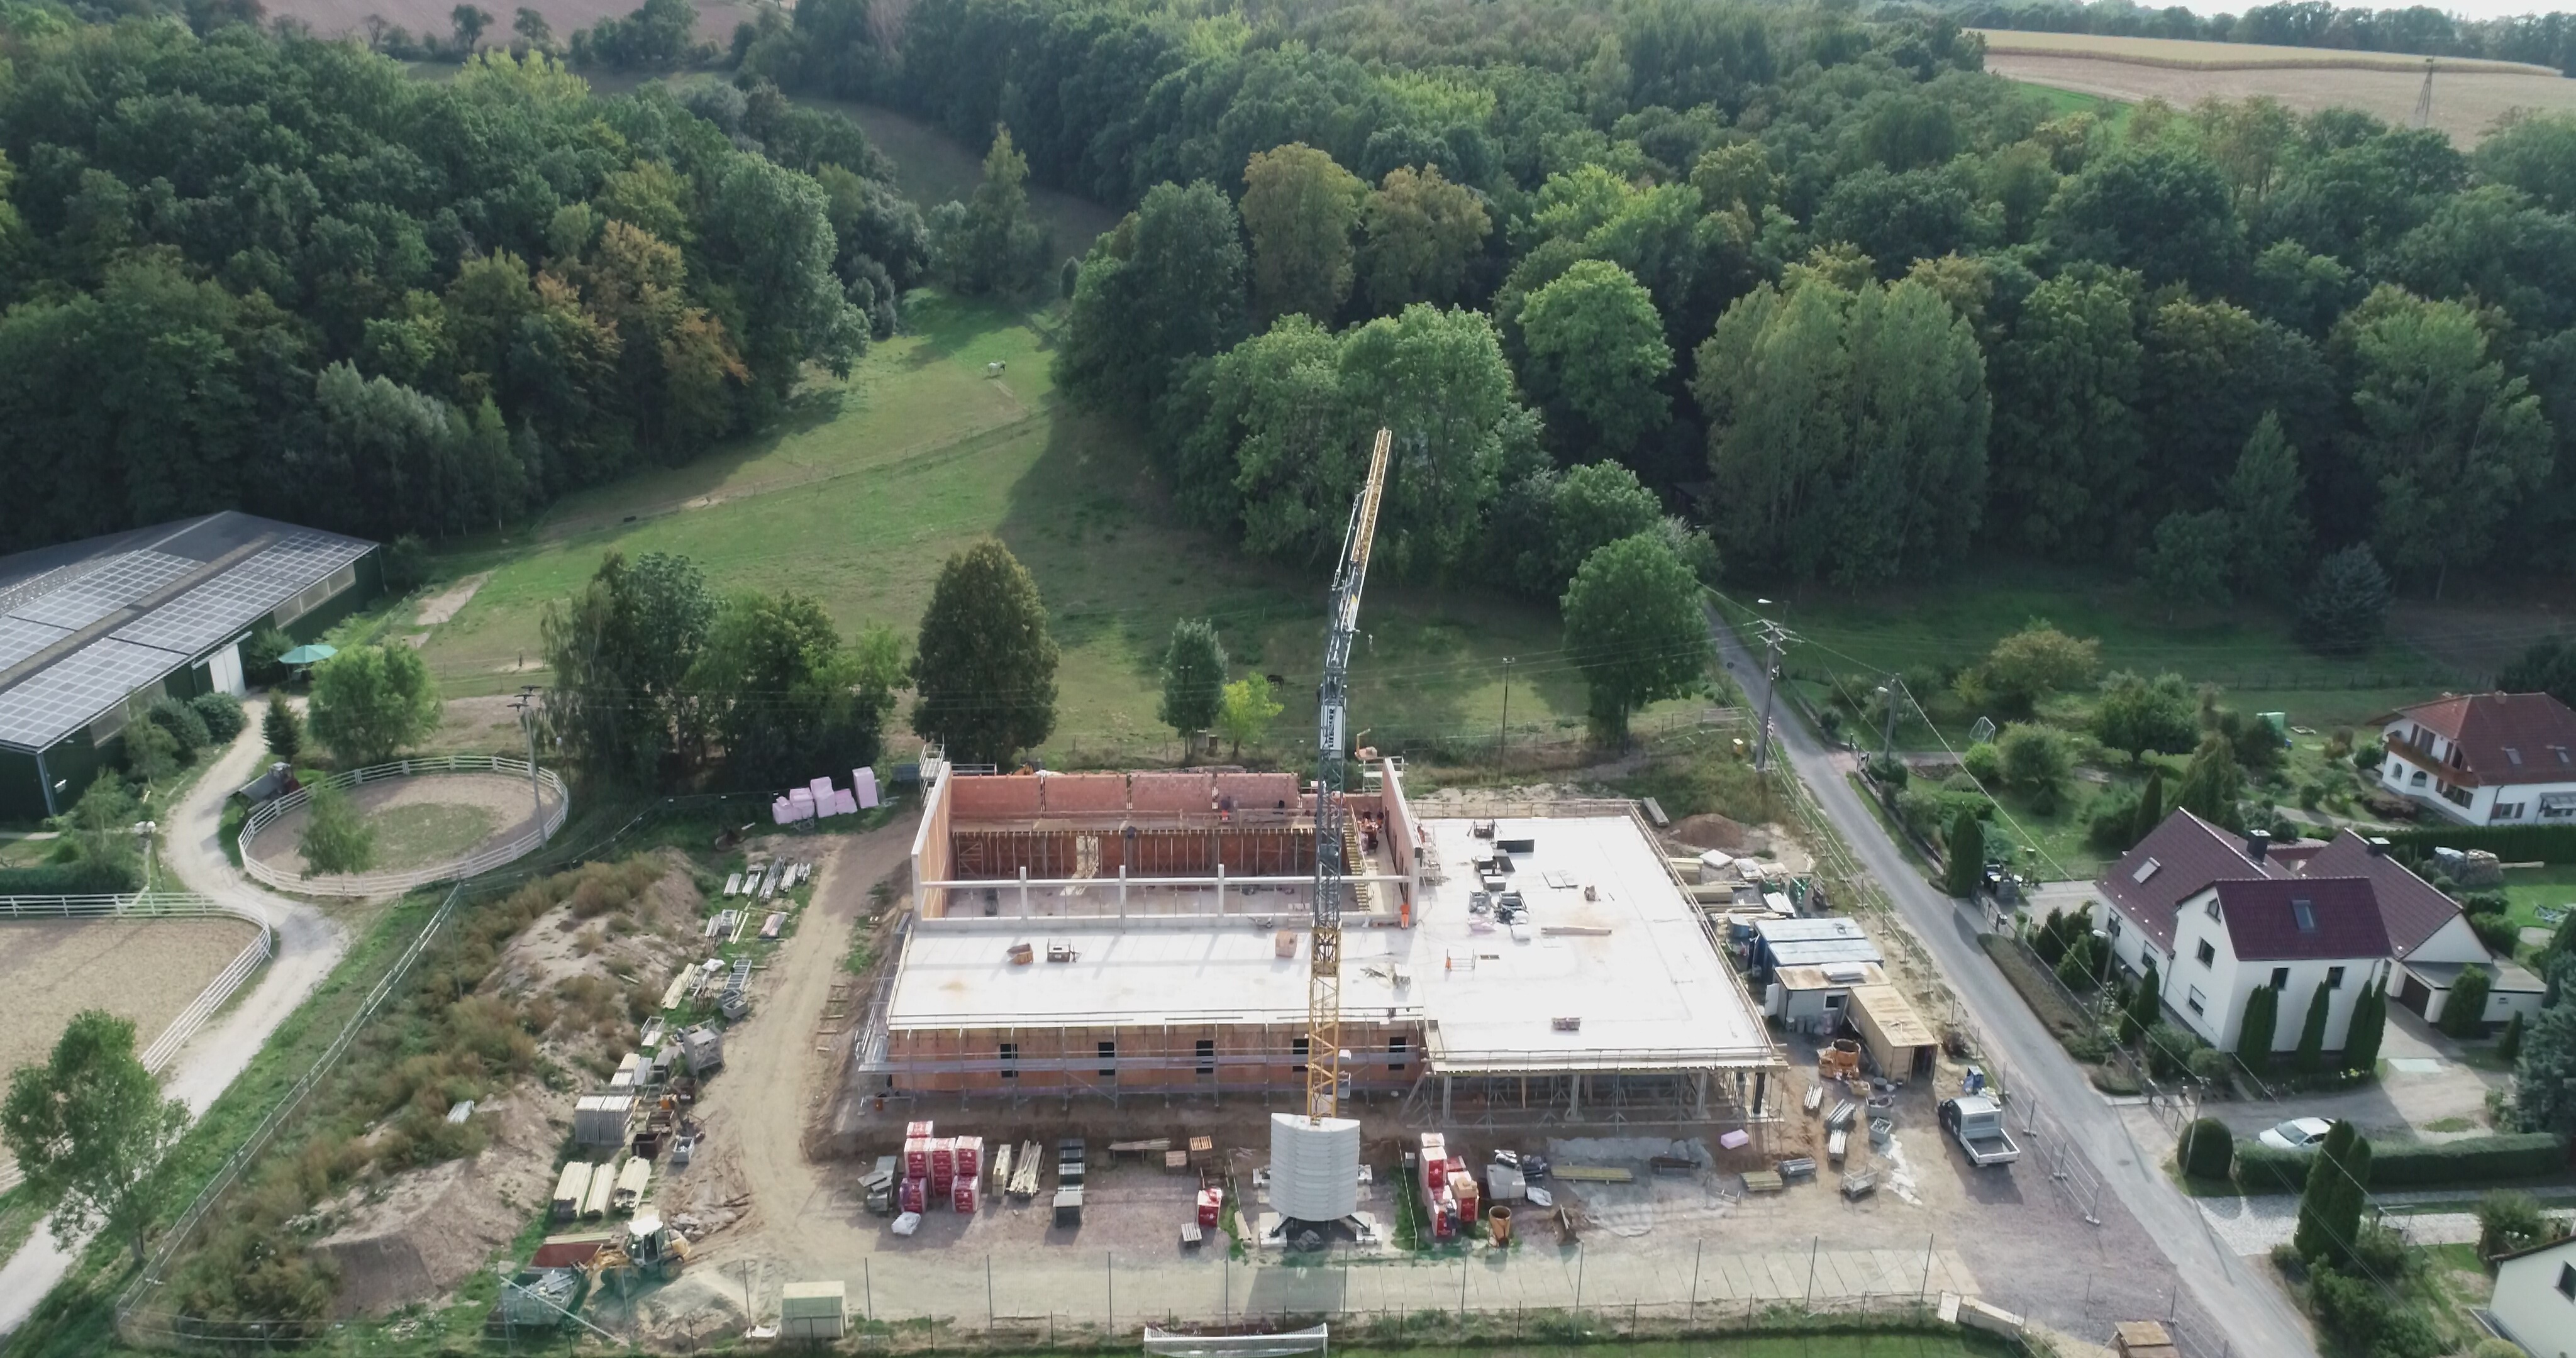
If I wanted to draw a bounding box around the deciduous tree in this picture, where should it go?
[1215,675,1283,760]
[1158,619,1228,749]
[1,1010,187,1266]
[2176,734,2246,831]
[2094,672,2197,765]
[306,645,441,768]
[2144,509,2235,615]
[1357,165,1489,313]
[299,781,376,876]
[912,541,1058,766]
[1241,143,1365,323]
[1517,259,1671,455]
[543,551,714,786]
[689,591,900,788]
[1560,532,1709,744]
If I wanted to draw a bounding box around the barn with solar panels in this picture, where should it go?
[0,513,379,819]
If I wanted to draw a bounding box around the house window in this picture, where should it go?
[2197,939,2216,967]
[1196,1039,1216,1076]
[2205,898,2222,920]
[2109,917,2123,939]
[2505,746,2524,766]
[2270,966,2290,990]
[2560,1262,2575,1300]
[2442,782,2475,809]
[2411,770,2428,787]
[2187,986,2206,1015]
[2495,802,2525,820]
[2292,900,2316,932]
[1389,1035,1409,1069]
[1292,1035,1309,1074]
[1824,992,1846,1011]
[2327,966,2346,990]
[1097,1041,1116,1078]
[999,1042,1018,1079]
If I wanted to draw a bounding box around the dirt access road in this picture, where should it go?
[0,720,356,1339]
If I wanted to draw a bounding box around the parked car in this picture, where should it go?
[2257,1117,2336,1152]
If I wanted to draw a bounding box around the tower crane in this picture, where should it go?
[1307,427,1393,1122]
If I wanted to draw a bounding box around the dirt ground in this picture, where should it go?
[0,916,261,1081]
[246,771,560,880]
[1985,51,2576,143]
[419,695,540,758]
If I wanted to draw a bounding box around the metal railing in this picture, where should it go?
[0,893,273,1191]
[236,754,567,896]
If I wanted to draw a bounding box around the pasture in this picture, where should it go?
[1975,31,2576,143]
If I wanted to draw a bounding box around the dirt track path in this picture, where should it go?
[675,813,918,1313]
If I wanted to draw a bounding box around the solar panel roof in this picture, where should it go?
[0,514,374,750]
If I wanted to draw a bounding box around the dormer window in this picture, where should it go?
[2556,746,2570,766]
[2506,747,2524,766]
[2292,899,2316,932]
[2133,857,2162,885]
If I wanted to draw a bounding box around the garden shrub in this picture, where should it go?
[2179,1118,2234,1178]
[2187,1047,2231,1083]
[2309,1270,2441,1358]
[191,692,247,742]
[2235,1142,2313,1192]
[1962,740,2001,785]
[2367,1133,2567,1187]
[146,695,211,758]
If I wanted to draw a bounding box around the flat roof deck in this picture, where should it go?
[883,813,1779,1074]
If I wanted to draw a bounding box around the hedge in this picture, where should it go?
[2380,824,2576,863]
[2237,1133,2568,1193]
[0,858,142,895]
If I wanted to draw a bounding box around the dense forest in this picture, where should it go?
[1931,0,2576,74]
[0,11,926,550]
[733,0,2576,607]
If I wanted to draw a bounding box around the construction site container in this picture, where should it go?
[780,1282,847,1340]
[551,1163,594,1221]
[574,1095,636,1148]
[580,1161,617,1220]
[613,1157,652,1213]
[609,1053,640,1090]
[1848,983,1939,1081]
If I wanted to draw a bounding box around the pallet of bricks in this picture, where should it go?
[900,1122,985,1216]
[1416,1134,1479,1242]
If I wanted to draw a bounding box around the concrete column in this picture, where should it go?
[1216,863,1226,918]
[1751,1069,1768,1117]
[1441,1074,1453,1121]
[1695,1071,1708,1120]
[1019,866,1031,918]
[1568,1073,1580,1119]
[1118,866,1128,916]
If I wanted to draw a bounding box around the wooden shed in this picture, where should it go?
[1847,983,1938,1081]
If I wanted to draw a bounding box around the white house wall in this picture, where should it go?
[2377,719,2576,825]
[2164,890,2381,1052]
[2404,914,2489,968]
[2490,1242,2576,1358]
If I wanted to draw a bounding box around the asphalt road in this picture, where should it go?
[1709,604,2319,1358]
[0,720,351,1340]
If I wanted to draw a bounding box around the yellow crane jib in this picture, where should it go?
[1308,426,1393,1123]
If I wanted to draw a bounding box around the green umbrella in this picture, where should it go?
[278,643,338,666]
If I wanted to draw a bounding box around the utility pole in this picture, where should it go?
[1750,609,1793,773]
[1494,657,1513,770]
[511,684,545,841]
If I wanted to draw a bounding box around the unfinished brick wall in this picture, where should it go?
[884,1020,1420,1094]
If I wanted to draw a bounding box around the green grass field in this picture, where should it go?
[2497,863,2576,937]
[407,172,1629,770]
[2011,80,2135,129]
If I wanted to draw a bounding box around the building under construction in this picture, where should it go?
[853,759,1787,1128]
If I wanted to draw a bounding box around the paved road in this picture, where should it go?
[0,720,352,1340]
[1710,606,2319,1358]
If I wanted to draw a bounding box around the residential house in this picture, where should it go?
[2165,876,2390,1053]
[2375,691,2576,826]
[2488,1234,2576,1358]
[2096,812,2541,1044]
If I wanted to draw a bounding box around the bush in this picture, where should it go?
[2442,966,2493,1038]
[298,781,376,877]
[2143,1022,2202,1079]
[191,692,247,742]
[2380,822,2576,863]
[1998,722,2074,792]
[240,625,292,688]
[2476,1190,2555,1260]
[147,695,212,758]
[2087,786,2141,851]
[0,858,142,894]
[1962,741,2001,785]
[2236,1142,2314,1192]
[2187,1047,2231,1083]
[2469,913,2523,956]
[382,534,430,593]
[2367,1132,2568,1187]
[2348,1222,2409,1279]
[2179,1118,2234,1178]
[2309,1269,2441,1358]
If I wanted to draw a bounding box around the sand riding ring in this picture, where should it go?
[239,754,569,897]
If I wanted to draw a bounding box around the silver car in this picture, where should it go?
[2257,1117,2336,1152]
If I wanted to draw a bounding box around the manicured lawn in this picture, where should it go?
[2496,863,2576,937]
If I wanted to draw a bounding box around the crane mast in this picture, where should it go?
[1307,427,1394,1122]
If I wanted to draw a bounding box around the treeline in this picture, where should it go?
[0,18,927,551]
[1924,0,2576,74]
[758,0,2576,610]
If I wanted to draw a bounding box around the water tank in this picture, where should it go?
[1268,1113,1360,1222]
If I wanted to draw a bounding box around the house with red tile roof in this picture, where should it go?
[2375,691,2576,825]
[2163,876,2392,1053]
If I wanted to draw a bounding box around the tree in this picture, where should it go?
[2132,767,2167,843]
[1240,143,1365,323]
[1959,621,2100,716]
[2297,545,2393,658]
[2442,964,2492,1039]
[124,717,180,785]
[1215,675,1283,760]
[2176,734,2246,831]
[1517,259,1672,455]
[2341,287,2554,598]
[2294,1118,2368,1264]
[928,126,1051,297]
[2237,980,2281,1069]
[543,551,715,786]
[262,697,303,762]
[2177,1117,2233,1179]
[2497,1010,2524,1063]
[2513,997,2576,1134]
[2473,111,2576,215]
[306,645,441,768]
[1528,462,1663,596]
[1,1010,187,1266]
[298,781,376,876]
[1997,722,2072,795]
[2094,672,2197,765]
[1056,180,1248,421]
[1988,268,2145,558]
[1559,533,1709,744]
[1944,809,1985,898]
[1158,619,1228,749]
[2143,509,2234,616]
[66,775,142,888]
[2221,412,2312,596]
[913,541,1058,766]
[2348,976,2390,1075]
[512,6,553,50]
[2295,980,2331,1074]
[2126,958,2163,1045]
[2042,143,2245,294]
[687,592,899,788]
[2499,636,2576,709]
[451,4,492,52]
[1358,165,1490,312]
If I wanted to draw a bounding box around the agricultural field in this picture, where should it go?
[408,104,1691,773]
[1974,31,2576,143]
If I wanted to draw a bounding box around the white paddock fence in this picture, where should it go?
[237,754,569,897]
[0,893,274,1191]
